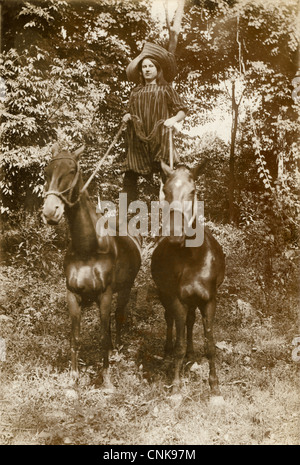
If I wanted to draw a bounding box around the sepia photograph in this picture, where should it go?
[0,0,299,447]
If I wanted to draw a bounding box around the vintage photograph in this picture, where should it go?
[0,0,299,446]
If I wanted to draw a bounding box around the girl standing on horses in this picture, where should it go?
[122,42,187,204]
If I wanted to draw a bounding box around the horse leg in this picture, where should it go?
[200,297,221,397]
[97,285,114,388]
[67,290,82,380]
[186,306,196,361]
[115,286,131,347]
[172,298,188,391]
[164,307,174,356]
[158,291,174,356]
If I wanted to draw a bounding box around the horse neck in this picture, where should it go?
[65,174,115,255]
[64,190,99,253]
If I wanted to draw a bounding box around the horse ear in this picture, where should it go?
[191,158,208,180]
[159,178,165,201]
[51,142,60,156]
[161,161,174,178]
[73,145,85,159]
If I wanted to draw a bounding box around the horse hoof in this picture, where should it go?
[102,383,115,395]
[209,395,225,407]
[65,388,78,400]
[101,371,115,394]
[169,393,183,406]
[70,369,79,381]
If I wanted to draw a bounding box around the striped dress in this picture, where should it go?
[124,83,188,174]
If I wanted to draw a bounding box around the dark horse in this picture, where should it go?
[42,143,141,387]
[151,161,225,400]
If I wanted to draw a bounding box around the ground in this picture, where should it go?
[0,230,299,445]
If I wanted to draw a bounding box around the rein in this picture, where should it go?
[160,129,198,230]
[44,119,179,209]
[80,123,126,195]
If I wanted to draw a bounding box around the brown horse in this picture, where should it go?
[151,161,225,399]
[42,143,141,387]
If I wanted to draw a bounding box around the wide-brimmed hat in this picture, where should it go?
[126,42,177,84]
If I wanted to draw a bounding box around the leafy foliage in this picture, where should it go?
[0,0,298,248]
[0,0,155,212]
[178,0,299,235]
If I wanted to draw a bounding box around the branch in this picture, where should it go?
[165,0,185,54]
[223,79,232,100]
[237,89,244,107]
[236,14,246,75]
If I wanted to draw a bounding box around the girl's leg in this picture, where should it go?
[122,170,138,205]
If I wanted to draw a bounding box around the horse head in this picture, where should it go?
[160,159,207,245]
[42,143,85,225]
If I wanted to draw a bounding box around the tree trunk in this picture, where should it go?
[276,115,285,185]
[0,1,3,53]
[229,80,239,224]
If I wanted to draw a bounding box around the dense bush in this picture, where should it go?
[1,210,67,277]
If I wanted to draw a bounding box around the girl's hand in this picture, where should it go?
[164,117,177,128]
[122,113,132,123]
[164,111,186,128]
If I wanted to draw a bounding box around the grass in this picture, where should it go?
[0,224,299,445]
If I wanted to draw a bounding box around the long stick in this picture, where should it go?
[169,127,174,170]
[80,123,125,194]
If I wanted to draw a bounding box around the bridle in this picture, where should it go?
[159,179,198,230]
[171,193,198,229]
[187,192,198,228]
[44,123,127,209]
[44,156,81,208]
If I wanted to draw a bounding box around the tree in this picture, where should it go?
[1,0,298,235]
[0,0,156,212]
[177,0,298,225]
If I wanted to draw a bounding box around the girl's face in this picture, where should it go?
[141,58,158,84]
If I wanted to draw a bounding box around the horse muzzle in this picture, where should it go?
[167,209,186,246]
[168,234,185,246]
[42,194,65,225]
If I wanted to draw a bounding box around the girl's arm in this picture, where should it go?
[164,85,188,128]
